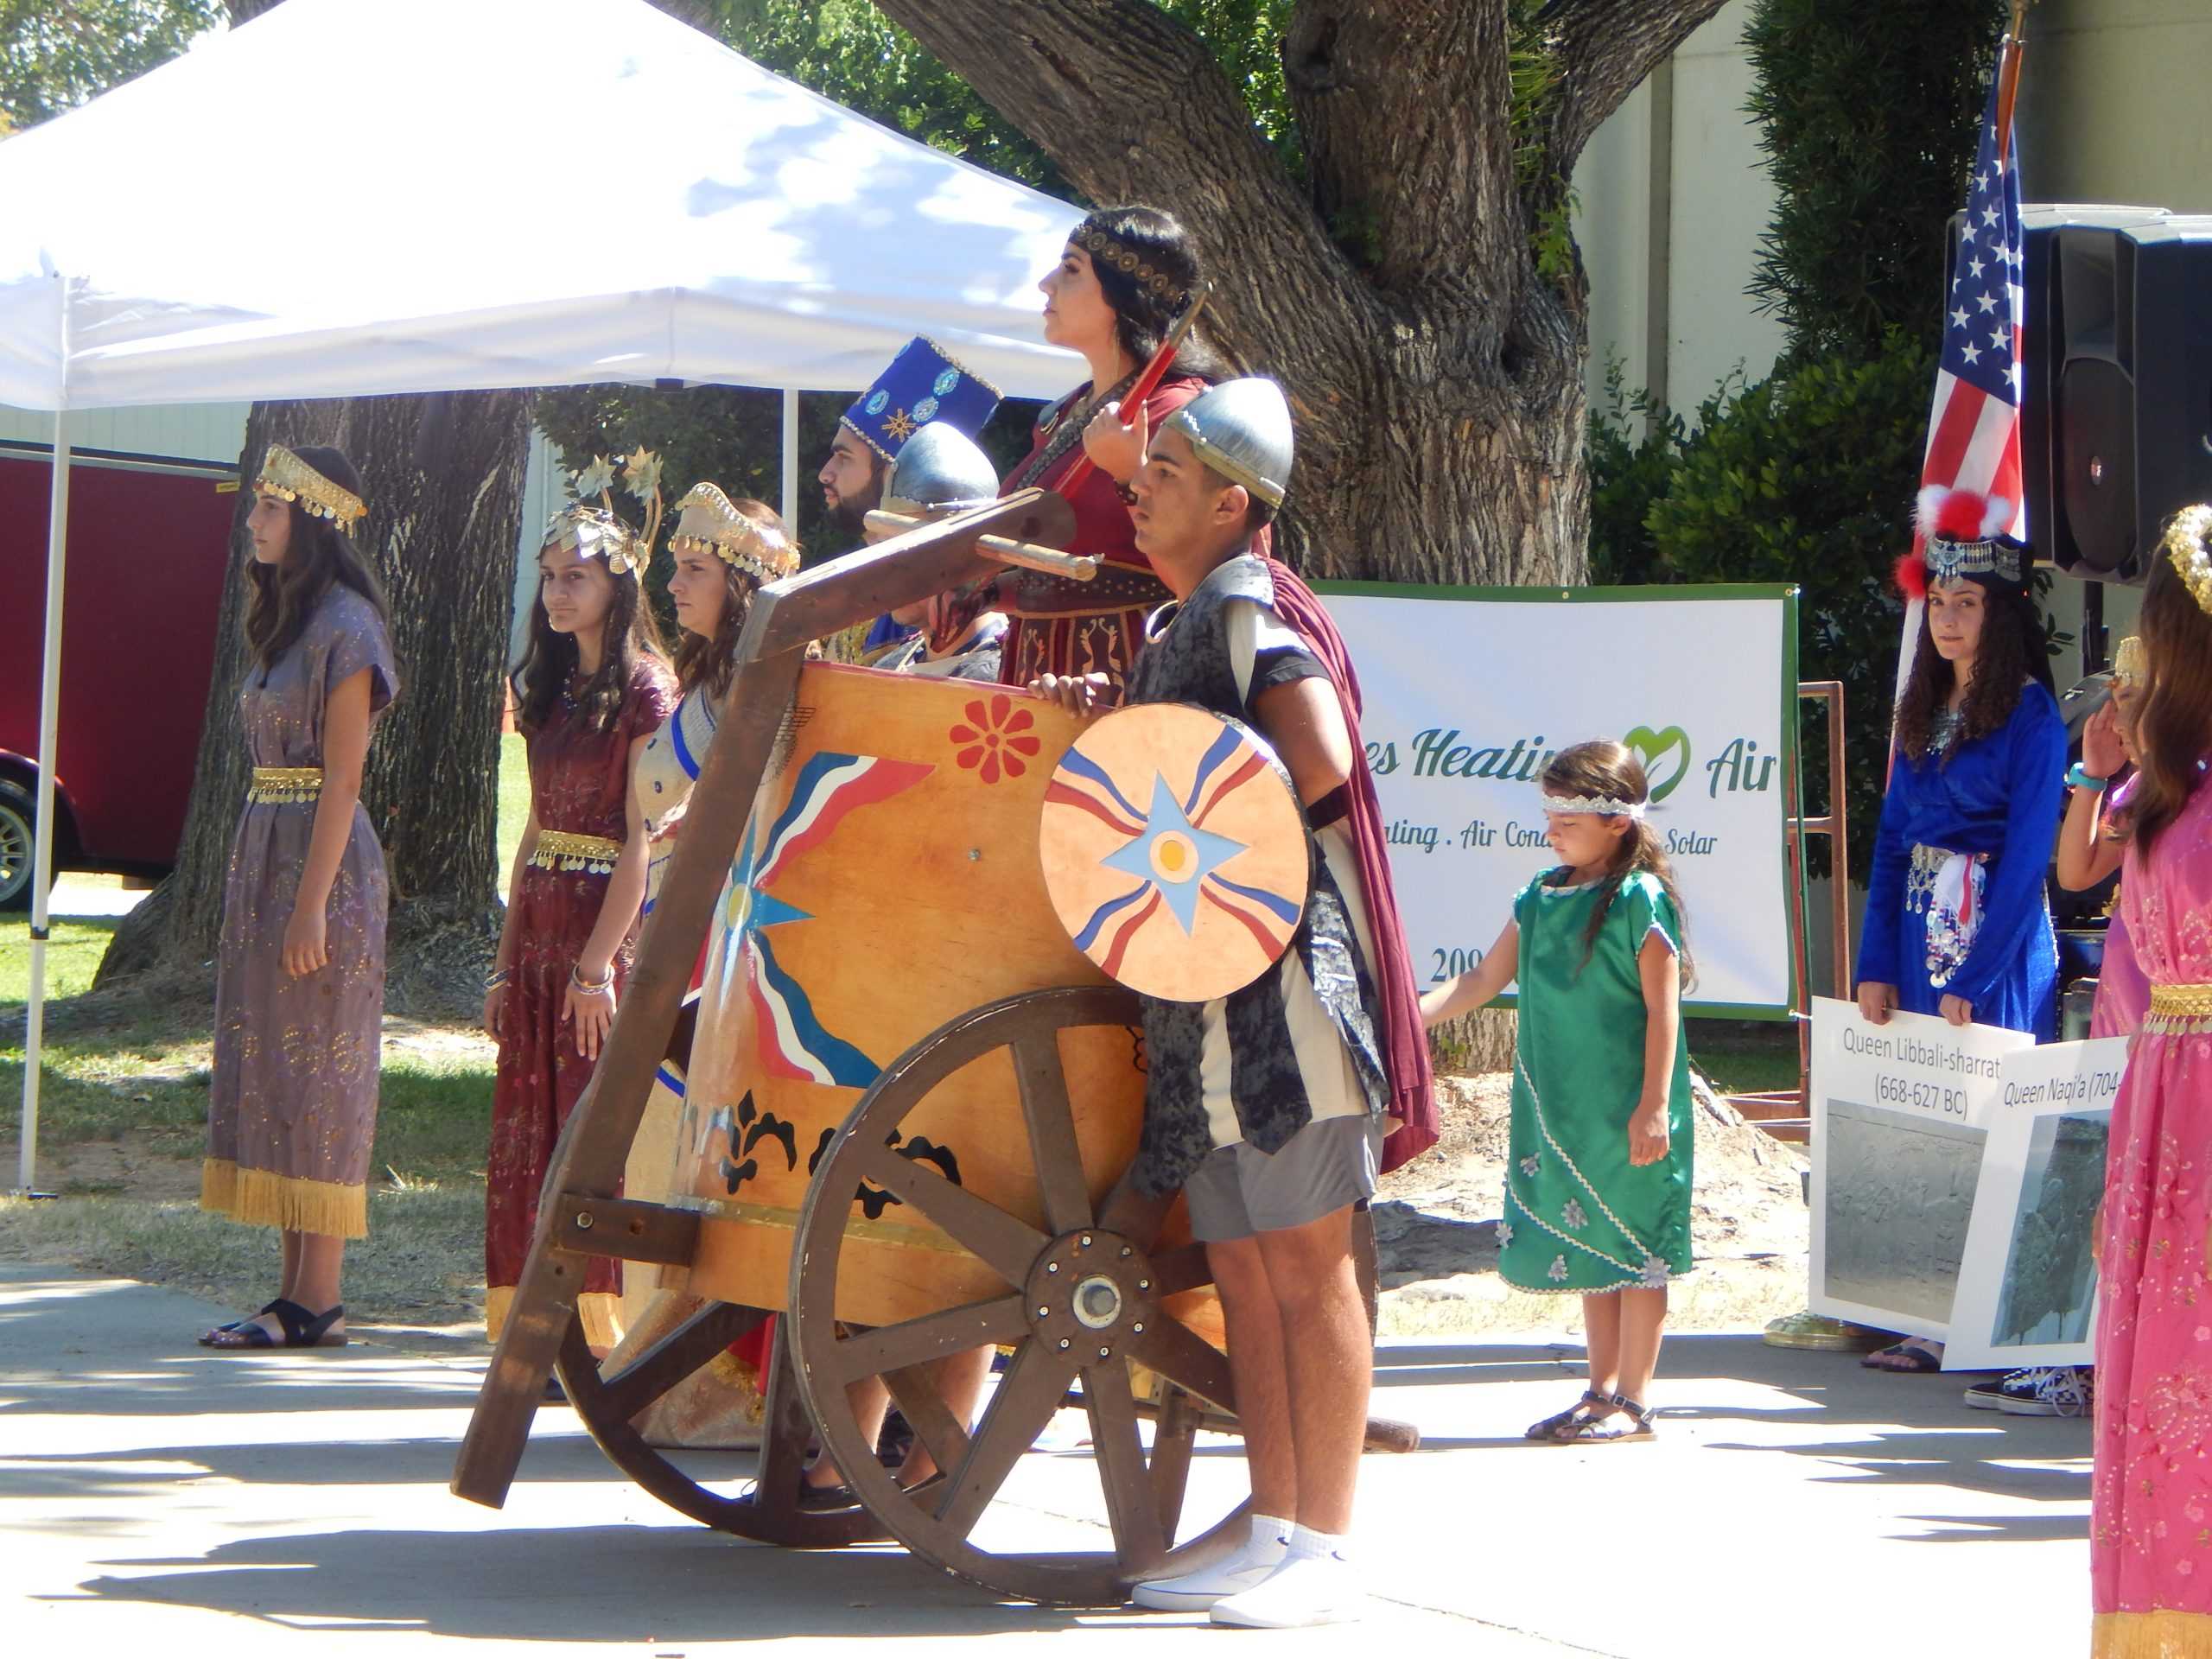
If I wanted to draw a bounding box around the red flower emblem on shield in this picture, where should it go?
[950,694,1041,785]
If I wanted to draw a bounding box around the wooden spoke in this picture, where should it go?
[752,1331,817,1526]
[931,1342,1078,1539]
[595,1301,766,1423]
[1081,1359,1166,1574]
[1147,1382,1201,1541]
[1013,1031,1093,1236]
[852,1141,1050,1287]
[1147,1242,1213,1299]
[881,1362,974,1480]
[816,1294,1029,1388]
[1130,1316,1235,1413]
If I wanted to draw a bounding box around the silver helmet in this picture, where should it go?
[1164,377,1293,507]
[883,422,1001,517]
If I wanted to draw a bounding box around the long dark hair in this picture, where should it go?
[1076,205,1230,383]
[2129,507,2212,852]
[244,444,389,674]
[512,540,669,736]
[1542,740,1696,988]
[671,499,788,702]
[1892,582,2055,761]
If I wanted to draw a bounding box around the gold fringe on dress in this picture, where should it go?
[484,1285,623,1351]
[2094,1609,2212,1657]
[245,766,324,804]
[200,1158,367,1239]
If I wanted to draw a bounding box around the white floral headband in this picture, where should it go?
[1539,791,1649,821]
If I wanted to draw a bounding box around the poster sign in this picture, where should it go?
[1808,997,2033,1341]
[1319,584,1798,1015]
[1810,997,2122,1365]
[1944,1036,2126,1370]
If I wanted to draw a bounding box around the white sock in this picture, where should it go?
[1250,1513,1294,1554]
[1287,1523,1349,1563]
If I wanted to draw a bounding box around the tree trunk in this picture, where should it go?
[868,0,1719,1065]
[97,393,529,997]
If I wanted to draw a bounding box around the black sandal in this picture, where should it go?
[202,1299,346,1351]
[1554,1393,1657,1444]
[198,1300,281,1346]
[1526,1389,1609,1441]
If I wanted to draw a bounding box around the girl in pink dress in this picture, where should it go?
[2092,506,2212,1656]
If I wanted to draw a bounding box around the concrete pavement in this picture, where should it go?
[0,1262,2090,1655]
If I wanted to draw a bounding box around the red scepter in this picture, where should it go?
[1054,282,1214,497]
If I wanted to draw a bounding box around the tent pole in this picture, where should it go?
[779,388,799,533]
[18,410,68,1196]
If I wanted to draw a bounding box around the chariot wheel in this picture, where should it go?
[555,1294,887,1547]
[787,984,1264,1605]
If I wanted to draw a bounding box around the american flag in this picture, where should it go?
[1896,56,2026,706]
[1924,67,2026,524]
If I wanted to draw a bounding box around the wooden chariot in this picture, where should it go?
[452,493,1414,1605]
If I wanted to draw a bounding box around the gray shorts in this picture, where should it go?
[1183,1115,1382,1243]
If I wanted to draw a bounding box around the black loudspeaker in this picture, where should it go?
[1943,206,2212,583]
[2040,213,2212,582]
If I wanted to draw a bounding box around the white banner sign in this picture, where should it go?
[1320,585,1798,1014]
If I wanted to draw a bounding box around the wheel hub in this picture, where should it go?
[1023,1229,1159,1360]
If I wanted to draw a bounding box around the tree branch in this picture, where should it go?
[868,0,1370,408]
[1543,0,1729,178]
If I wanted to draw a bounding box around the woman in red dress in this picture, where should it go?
[999,205,1227,688]
[482,486,676,1351]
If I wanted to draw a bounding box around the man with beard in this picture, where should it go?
[817,338,1001,661]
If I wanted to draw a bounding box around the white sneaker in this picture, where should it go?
[1209,1552,1368,1629]
[1131,1525,1290,1611]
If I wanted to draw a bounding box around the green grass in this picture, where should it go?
[1688,1018,1803,1097]
[0,916,115,1005]
[496,730,529,899]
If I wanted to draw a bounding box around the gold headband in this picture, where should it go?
[255,443,365,531]
[1072,225,1186,304]
[547,448,664,579]
[2161,505,2212,617]
[667,482,799,584]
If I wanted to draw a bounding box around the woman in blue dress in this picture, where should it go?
[1855,486,2066,1372]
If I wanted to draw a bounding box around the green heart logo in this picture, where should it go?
[1623,724,1692,803]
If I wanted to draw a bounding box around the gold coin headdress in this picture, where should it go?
[2160,504,2212,618]
[667,483,799,585]
[256,443,367,532]
[544,448,664,579]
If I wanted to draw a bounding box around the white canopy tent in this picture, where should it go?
[1,0,1083,1192]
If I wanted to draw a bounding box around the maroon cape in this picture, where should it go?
[1260,547,1438,1175]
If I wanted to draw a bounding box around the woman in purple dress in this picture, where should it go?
[200,444,397,1351]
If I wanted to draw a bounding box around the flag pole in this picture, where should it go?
[1996,3,2032,162]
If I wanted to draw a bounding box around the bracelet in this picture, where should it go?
[2066,762,2110,792]
[485,967,510,990]
[570,964,615,996]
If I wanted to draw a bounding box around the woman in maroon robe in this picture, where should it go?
[998,205,1228,689]
[483,499,675,1351]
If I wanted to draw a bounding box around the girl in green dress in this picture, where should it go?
[1421,740,1695,1443]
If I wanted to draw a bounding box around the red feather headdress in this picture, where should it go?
[1895,486,2023,599]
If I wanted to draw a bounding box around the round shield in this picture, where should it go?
[1039,702,1310,1002]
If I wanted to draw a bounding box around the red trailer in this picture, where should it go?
[0,444,235,906]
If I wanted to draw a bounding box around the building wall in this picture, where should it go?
[0,401,251,463]
[1572,0,2212,997]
